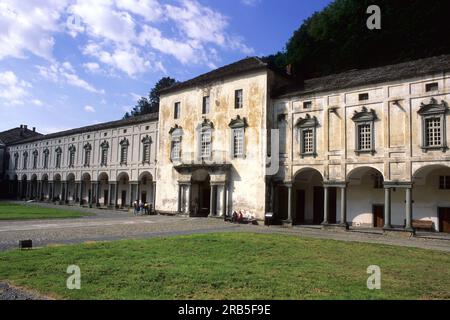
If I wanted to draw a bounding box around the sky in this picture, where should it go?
[0,0,331,134]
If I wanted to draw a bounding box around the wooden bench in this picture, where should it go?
[412,219,434,231]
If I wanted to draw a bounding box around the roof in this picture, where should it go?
[7,113,158,146]
[159,57,287,95]
[0,127,42,145]
[274,54,450,98]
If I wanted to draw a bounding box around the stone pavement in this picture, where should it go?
[0,203,449,252]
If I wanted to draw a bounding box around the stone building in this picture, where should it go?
[1,54,450,234]
[2,114,158,209]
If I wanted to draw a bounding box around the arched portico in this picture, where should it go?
[20,174,27,199]
[98,172,109,207]
[30,174,38,200]
[41,174,49,201]
[190,169,211,217]
[53,174,62,201]
[80,173,91,205]
[66,173,76,203]
[138,171,155,210]
[413,164,450,233]
[117,172,131,208]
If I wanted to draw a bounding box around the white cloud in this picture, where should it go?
[83,62,101,73]
[0,1,69,60]
[115,0,163,22]
[0,71,32,105]
[241,0,262,6]
[84,105,95,112]
[32,99,43,106]
[36,62,105,94]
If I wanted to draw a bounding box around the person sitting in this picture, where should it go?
[232,211,238,223]
[237,210,244,223]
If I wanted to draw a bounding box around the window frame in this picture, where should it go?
[351,107,377,155]
[295,114,318,158]
[197,120,214,161]
[83,143,92,167]
[22,151,28,169]
[439,176,450,190]
[229,115,248,159]
[202,96,210,115]
[32,150,38,169]
[68,145,76,168]
[141,135,152,164]
[235,89,243,109]
[418,98,448,152]
[119,138,129,165]
[174,102,181,119]
[100,140,109,166]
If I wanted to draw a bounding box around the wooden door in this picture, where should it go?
[439,208,450,233]
[328,187,337,224]
[313,187,324,224]
[373,205,384,228]
[295,190,305,224]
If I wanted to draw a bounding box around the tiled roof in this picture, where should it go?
[274,54,450,98]
[0,127,42,145]
[159,57,287,95]
[7,113,158,146]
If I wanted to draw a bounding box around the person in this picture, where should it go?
[144,202,149,215]
[232,211,238,223]
[139,200,144,215]
[237,210,244,223]
[133,200,138,215]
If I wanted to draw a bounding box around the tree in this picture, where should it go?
[124,77,177,118]
[279,0,450,78]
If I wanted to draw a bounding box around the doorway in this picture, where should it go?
[121,190,127,208]
[373,205,384,228]
[313,187,324,224]
[103,190,108,206]
[141,191,147,203]
[439,207,450,233]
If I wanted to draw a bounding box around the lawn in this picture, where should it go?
[0,202,91,220]
[0,233,449,299]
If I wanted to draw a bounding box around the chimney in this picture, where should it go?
[32,127,36,132]
[24,125,27,130]
[286,64,292,76]
[20,125,23,129]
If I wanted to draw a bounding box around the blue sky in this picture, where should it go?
[0,0,331,133]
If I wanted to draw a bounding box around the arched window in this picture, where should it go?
[32,150,38,169]
[169,125,182,162]
[55,147,62,168]
[83,143,92,167]
[228,115,248,158]
[295,114,319,157]
[100,141,109,166]
[22,151,28,169]
[141,135,151,164]
[43,149,49,169]
[119,138,129,165]
[68,145,76,168]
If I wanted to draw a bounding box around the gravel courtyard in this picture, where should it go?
[0,202,449,253]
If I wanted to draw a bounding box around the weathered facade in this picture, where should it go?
[2,54,450,234]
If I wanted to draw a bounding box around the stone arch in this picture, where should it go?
[412,163,450,185]
[347,165,385,182]
[138,171,153,205]
[117,172,130,208]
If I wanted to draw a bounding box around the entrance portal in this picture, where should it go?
[439,207,450,233]
[191,170,211,217]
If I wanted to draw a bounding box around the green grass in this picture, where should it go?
[0,202,91,220]
[1,233,449,299]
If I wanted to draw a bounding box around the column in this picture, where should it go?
[177,184,182,213]
[222,184,227,217]
[108,183,113,206]
[63,181,67,202]
[96,182,101,206]
[152,181,156,213]
[284,184,292,223]
[27,181,31,199]
[90,182,95,205]
[186,183,191,215]
[137,183,141,203]
[383,187,392,229]
[50,182,54,201]
[322,186,329,225]
[129,183,134,207]
[114,182,119,208]
[37,181,41,201]
[209,185,215,216]
[79,181,84,205]
[405,187,413,231]
[340,186,348,228]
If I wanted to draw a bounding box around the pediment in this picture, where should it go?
[418,97,448,115]
[351,106,377,122]
[295,114,318,128]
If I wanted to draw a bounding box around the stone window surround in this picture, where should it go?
[68,145,76,168]
[119,138,129,165]
[351,106,377,155]
[197,119,214,161]
[418,97,448,152]
[295,114,318,158]
[228,115,248,159]
[83,143,92,167]
[169,125,183,162]
[100,140,109,166]
[141,135,152,164]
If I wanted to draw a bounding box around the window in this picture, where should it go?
[359,93,369,101]
[141,135,151,164]
[22,151,28,169]
[426,82,438,92]
[295,114,318,157]
[83,143,91,167]
[55,147,62,168]
[43,149,49,169]
[235,89,243,109]
[229,115,248,158]
[439,176,450,190]
[278,114,287,154]
[170,126,182,161]
[32,150,38,169]
[202,96,210,114]
[425,118,441,147]
[352,107,377,155]
[68,145,76,168]
[174,102,180,119]
[418,98,448,152]
[14,153,19,170]
[100,141,109,166]
[357,124,372,151]
[303,101,312,109]
[201,128,211,159]
[119,139,129,165]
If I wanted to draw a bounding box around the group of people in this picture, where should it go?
[133,200,151,215]
[230,210,255,224]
